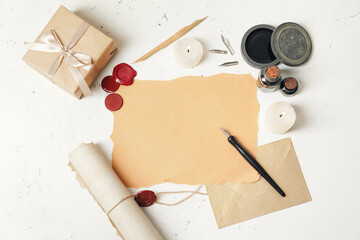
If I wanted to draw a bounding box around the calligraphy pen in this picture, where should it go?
[220,128,286,197]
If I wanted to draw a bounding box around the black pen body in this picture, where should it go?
[227,136,286,197]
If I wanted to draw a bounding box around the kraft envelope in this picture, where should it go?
[206,138,312,228]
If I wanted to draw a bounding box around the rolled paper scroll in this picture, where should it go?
[69,143,163,240]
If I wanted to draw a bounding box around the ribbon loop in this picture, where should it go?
[25,22,93,97]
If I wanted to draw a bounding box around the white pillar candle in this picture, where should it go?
[264,101,296,134]
[173,38,204,68]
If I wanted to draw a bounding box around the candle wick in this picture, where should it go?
[187,47,191,53]
[279,112,286,118]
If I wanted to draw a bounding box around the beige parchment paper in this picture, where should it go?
[206,138,312,229]
[111,73,260,188]
[69,143,163,240]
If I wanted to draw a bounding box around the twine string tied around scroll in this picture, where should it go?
[25,22,93,96]
[107,186,207,215]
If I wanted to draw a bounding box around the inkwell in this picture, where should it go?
[241,22,312,94]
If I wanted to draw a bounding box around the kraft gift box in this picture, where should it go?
[23,5,117,99]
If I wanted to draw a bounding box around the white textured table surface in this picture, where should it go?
[1,0,360,239]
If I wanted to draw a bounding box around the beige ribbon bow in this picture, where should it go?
[25,22,93,96]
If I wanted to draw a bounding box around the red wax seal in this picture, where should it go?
[134,190,157,207]
[101,75,120,93]
[105,93,123,111]
[112,63,137,86]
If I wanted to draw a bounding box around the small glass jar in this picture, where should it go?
[256,66,282,93]
[280,77,299,96]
